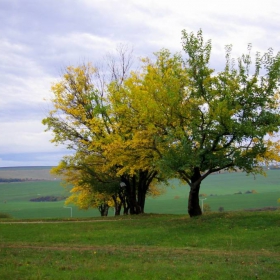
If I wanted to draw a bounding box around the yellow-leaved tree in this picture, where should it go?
[43,47,165,216]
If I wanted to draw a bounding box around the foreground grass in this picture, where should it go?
[0,211,280,279]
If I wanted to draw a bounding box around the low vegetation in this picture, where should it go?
[0,212,279,279]
[0,212,11,219]
[30,196,67,202]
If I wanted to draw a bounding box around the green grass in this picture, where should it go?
[0,212,280,279]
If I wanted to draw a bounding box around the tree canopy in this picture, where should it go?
[43,30,280,217]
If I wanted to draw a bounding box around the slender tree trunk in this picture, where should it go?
[129,175,141,214]
[98,203,109,216]
[112,195,122,216]
[137,189,146,214]
[188,167,202,217]
[137,171,147,214]
[120,176,131,215]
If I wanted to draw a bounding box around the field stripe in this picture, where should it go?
[1,244,279,257]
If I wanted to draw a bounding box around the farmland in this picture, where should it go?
[0,167,280,219]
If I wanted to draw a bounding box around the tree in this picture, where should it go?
[43,47,163,215]
[111,30,280,217]
[154,30,280,216]
[51,153,120,216]
[43,31,280,218]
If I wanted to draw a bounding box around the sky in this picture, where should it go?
[1,0,280,167]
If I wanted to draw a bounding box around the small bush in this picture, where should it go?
[30,196,66,202]
[234,191,242,195]
[203,203,211,213]
[0,212,12,219]
[218,207,224,212]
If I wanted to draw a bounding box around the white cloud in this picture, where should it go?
[0,120,65,154]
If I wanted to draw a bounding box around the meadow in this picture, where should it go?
[1,167,280,279]
[0,212,280,279]
[0,167,280,218]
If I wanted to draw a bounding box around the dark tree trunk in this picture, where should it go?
[128,175,141,215]
[137,171,147,214]
[119,176,130,215]
[98,203,109,216]
[120,171,157,215]
[137,188,145,214]
[112,195,122,216]
[188,167,202,217]
[138,170,157,214]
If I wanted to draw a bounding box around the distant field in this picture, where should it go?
[0,166,57,180]
[145,171,280,213]
[0,180,102,219]
[0,167,279,218]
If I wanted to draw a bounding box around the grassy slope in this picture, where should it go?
[0,212,280,279]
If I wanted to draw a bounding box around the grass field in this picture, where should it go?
[0,167,280,219]
[0,212,280,279]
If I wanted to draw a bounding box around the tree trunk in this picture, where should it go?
[98,203,109,216]
[129,175,141,215]
[137,171,147,214]
[120,176,130,214]
[112,195,122,216]
[188,167,202,217]
[188,186,202,217]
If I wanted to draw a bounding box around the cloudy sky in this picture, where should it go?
[1,0,279,167]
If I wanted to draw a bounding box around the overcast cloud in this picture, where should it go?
[1,0,279,167]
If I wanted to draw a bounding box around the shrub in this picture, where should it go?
[30,196,66,202]
[0,212,12,219]
[251,190,258,194]
[234,191,242,195]
[218,207,224,212]
[203,203,211,213]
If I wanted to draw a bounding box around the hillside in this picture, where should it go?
[0,166,56,181]
[0,167,279,219]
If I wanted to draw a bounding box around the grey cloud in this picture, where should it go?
[1,0,279,167]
